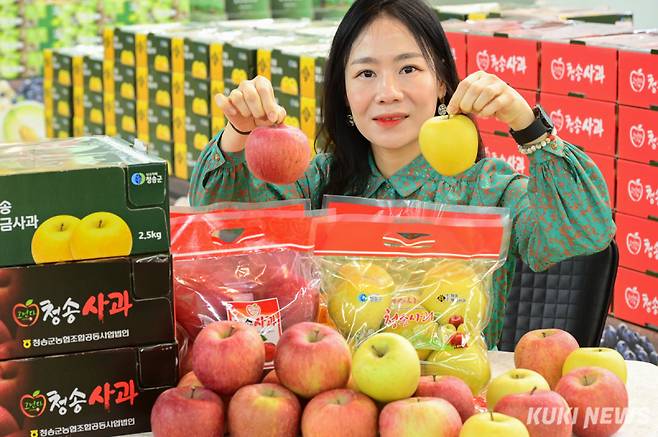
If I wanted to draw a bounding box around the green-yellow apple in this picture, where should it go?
[420,260,488,331]
[495,388,572,437]
[419,114,478,176]
[555,366,628,437]
[192,321,265,395]
[425,345,491,395]
[228,383,301,437]
[151,386,224,437]
[352,333,420,403]
[31,215,80,263]
[415,375,475,423]
[515,329,579,389]
[70,211,133,260]
[274,322,351,398]
[562,347,627,384]
[301,389,378,437]
[328,262,395,337]
[383,294,438,360]
[486,369,550,410]
[460,412,529,437]
[380,397,462,437]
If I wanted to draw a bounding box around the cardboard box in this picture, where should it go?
[0,342,177,436]
[618,105,658,164]
[271,42,329,98]
[149,139,174,172]
[540,41,617,102]
[0,254,174,360]
[148,105,173,144]
[114,64,136,101]
[482,132,529,176]
[225,0,271,20]
[183,29,242,82]
[613,267,658,330]
[184,77,211,117]
[148,70,173,109]
[616,159,658,219]
[445,31,467,79]
[185,113,212,153]
[115,96,137,143]
[83,92,105,136]
[0,136,169,268]
[52,115,72,139]
[82,51,104,97]
[476,89,537,135]
[587,152,615,208]
[615,212,658,274]
[539,92,616,156]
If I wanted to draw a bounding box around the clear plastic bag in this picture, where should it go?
[315,196,512,395]
[170,203,320,368]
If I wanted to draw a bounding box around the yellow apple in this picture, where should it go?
[562,347,627,384]
[460,412,530,437]
[352,333,420,403]
[424,344,491,395]
[327,262,395,337]
[420,260,489,331]
[486,368,550,410]
[70,212,133,260]
[419,114,478,176]
[383,292,438,360]
[31,215,81,263]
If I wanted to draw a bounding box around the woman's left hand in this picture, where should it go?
[446,71,535,131]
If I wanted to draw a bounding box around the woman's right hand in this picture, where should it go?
[215,76,287,152]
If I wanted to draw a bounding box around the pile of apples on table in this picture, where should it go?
[151,321,629,437]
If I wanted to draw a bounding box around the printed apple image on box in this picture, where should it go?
[0,136,169,268]
[0,342,177,436]
[0,254,174,360]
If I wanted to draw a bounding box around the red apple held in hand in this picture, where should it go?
[151,386,224,437]
[228,383,301,437]
[515,329,579,389]
[495,388,573,437]
[178,371,203,388]
[274,322,351,398]
[192,321,265,395]
[379,397,462,437]
[245,124,311,185]
[555,367,628,437]
[301,389,378,437]
[414,375,475,423]
[263,370,280,384]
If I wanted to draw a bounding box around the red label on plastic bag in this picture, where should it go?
[226,298,282,365]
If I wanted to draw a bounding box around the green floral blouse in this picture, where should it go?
[189,131,616,348]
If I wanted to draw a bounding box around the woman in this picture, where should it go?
[189,0,615,348]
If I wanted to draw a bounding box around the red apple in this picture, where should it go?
[0,361,24,419]
[495,388,572,437]
[449,332,465,348]
[301,389,378,437]
[263,370,280,384]
[192,321,265,395]
[515,329,579,389]
[228,383,301,437]
[555,367,628,437]
[254,274,319,331]
[448,315,464,329]
[178,371,203,388]
[245,124,311,184]
[0,406,18,435]
[379,397,462,437]
[274,322,351,398]
[414,375,475,422]
[151,386,224,437]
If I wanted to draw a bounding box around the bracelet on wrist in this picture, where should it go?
[518,133,557,155]
[229,121,252,136]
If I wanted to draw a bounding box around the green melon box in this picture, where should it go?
[0,136,169,268]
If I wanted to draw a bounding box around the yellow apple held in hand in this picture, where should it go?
[420,260,488,331]
[562,347,627,384]
[70,212,133,260]
[424,343,491,395]
[328,262,395,337]
[419,114,478,176]
[486,368,550,410]
[460,412,530,437]
[31,215,81,263]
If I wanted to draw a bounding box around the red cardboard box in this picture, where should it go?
[446,32,467,79]
[615,212,658,274]
[476,89,537,135]
[614,267,658,329]
[618,105,658,164]
[540,92,616,156]
[482,132,529,175]
[616,159,658,219]
[540,41,617,102]
[587,152,615,208]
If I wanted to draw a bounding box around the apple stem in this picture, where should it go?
[98,219,103,228]
[490,410,494,421]
[60,223,64,231]
[371,345,385,358]
[584,375,590,386]
[190,386,197,399]
[531,387,537,395]
[433,375,437,382]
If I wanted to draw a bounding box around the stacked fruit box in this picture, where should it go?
[0,0,23,80]
[0,136,177,436]
[82,48,106,136]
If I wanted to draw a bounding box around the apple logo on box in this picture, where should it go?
[624,286,640,310]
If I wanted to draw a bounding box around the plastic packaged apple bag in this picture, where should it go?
[316,196,511,395]
[171,206,321,368]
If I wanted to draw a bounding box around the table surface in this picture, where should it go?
[124,351,658,437]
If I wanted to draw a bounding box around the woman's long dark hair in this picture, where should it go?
[318,0,485,197]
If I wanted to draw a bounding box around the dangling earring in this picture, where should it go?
[347,113,355,126]
[437,102,448,116]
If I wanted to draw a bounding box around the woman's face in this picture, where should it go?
[345,15,444,153]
